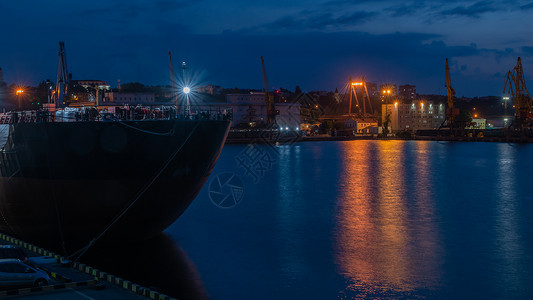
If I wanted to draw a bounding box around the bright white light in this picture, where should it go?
[295,127,299,131]
[280,127,284,131]
[285,127,289,130]
[183,87,191,94]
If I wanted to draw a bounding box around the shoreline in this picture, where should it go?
[225,134,533,144]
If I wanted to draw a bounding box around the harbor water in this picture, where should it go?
[159,140,533,298]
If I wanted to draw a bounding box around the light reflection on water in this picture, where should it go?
[335,141,442,297]
[166,140,533,299]
[275,145,306,277]
[494,143,524,292]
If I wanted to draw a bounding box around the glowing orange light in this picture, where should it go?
[474,114,478,118]
[16,89,23,95]
[352,82,363,86]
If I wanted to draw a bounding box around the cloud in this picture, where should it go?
[522,46,533,55]
[244,10,378,33]
[520,2,533,10]
[385,3,425,17]
[79,0,190,19]
[440,1,497,18]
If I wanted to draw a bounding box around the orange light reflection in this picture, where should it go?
[334,140,441,294]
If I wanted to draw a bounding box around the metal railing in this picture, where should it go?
[0,105,233,124]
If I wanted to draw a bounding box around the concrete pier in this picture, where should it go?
[0,233,175,299]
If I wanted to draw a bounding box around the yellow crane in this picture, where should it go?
[348,76,372,116]
[445,58,458,126]
[503,57,532,126]
[439,58,459,130]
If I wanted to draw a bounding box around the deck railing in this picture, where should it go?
[0,105,233,124]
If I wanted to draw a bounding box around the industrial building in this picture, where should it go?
[344,118,379,133]
[467,118,487,129]
[225,92,301,129]
[104,92,156,104]
[196,84,223,95]
[399,84,417,102]
[382,100,445,132]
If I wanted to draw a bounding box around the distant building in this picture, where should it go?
[379,83,398,108]
[104,92,155,104]
[379,84,397,98]
[196,84,222,95]
[382,100,445,132]
[399,84,416,102]
[366,82,378,99]
[226,93,267,126]
[274,102,301,130]
[467,118,486,129]
[225,92,300,129]
[345,117,379,133]
[0,68,3,83]
[73,80,111,90]
[72,80,111,104]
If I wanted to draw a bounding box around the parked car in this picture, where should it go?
[0,259,49,288]
[0,245,28,263]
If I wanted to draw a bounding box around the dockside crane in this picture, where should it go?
[439,58,459,130]
[168,51,178,111]
[260,56,276,125]
[503,57,533,129]
[348,76,372,116]
[54,42,70,108]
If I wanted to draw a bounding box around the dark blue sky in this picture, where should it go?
[1,0,532,96]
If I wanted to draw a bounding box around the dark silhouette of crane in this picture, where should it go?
[439,58,460,132]
[348,76,372,116]
[54,42,70,108]
[260,56,276,125]
[503,57,533,130]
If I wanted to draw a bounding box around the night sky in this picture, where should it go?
[1,0,532,96]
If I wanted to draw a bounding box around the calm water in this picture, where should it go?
[163,140,533,299]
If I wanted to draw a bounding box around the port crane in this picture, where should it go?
[168,51,178,111]
[54,42,70,107]
[503,57,533,130]
[439,58,459,131]
[348,76,372,116]
[260,56,277,125]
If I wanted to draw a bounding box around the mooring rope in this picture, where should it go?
[67,122,201,263]
[117,120,174,136]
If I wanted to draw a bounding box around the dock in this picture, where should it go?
[0,233,175,299]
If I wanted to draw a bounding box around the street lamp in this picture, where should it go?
[382,89,392,104]
[16,89,24,110]
[503,96,510,115]
[183,86,191,116]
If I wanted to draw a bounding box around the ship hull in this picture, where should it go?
[0,119,230,252]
